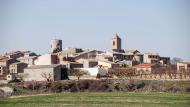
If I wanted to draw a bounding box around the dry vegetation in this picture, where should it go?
[1,79,190,98]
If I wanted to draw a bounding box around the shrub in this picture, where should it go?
[186,87,190,93]
[137,82,145,89]
[126,83,136,91]
[50,82,63,93]
[168,86,180,92]
[0,89,7,98]
[78,80,90,91]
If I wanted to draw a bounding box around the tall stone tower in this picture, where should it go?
[112,34,121,51]
[50,39,62,53]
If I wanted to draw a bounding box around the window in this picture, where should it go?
[113,41,115,46]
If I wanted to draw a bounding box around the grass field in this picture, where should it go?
[0,92,190,107]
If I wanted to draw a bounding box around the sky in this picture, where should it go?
[0,0,190,61]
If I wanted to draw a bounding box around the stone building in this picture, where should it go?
[112,34,122,52]
[24,64,66,81]
[4,51,25,59]
[23,52,37,57]
[50,39,62,53]
[17,56,37,66]
[160,57,170,65]
[0,56,17,75]
[177,62,190,72]
[74,50,102,61]
[0,65,8,76]
[98,60,120,68]
[35,54,59,65]
[134,63,159,74]
[143,52,160,64]
[96,53,113,62]
[83,60,98,68]
[9,62,28,74]
[60,61,83,69]
[60,48,83,56]
[124,50,143,63]
[0,57,17,67]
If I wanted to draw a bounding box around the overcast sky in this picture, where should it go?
[0,0,190,61]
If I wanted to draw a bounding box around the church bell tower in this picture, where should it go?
[112,33,121,51]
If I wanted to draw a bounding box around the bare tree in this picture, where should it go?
[167,64,177,79]
[41,72,53,81]
[152,67,166,79]
[72,69,88,80]
[138,69,145,79]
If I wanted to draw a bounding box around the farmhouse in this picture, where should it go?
[134,63,159,74]
[177,62,190,72]
[23,64,67,81]
[143,52,160,64]
[9,62,28,74]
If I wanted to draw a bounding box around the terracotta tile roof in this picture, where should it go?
[134,63,156,68]
[0,56,11,62]
[5,51,20,55]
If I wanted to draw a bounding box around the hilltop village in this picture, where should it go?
[0,34,190,81]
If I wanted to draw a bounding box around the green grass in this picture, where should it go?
[0,92,190,107]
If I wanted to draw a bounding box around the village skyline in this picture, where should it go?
[1,0,190,61]
[0,34,187,62]
[1,1,190,106]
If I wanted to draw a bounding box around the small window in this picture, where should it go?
[113,41,115,46]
